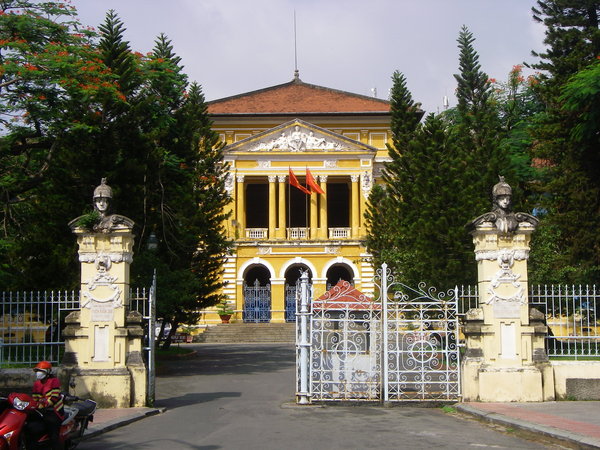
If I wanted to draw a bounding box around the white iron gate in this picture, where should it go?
[297,264,461,403]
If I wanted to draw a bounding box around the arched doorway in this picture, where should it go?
[284,264,312,322]
[243,265,271,322]
[326,264,354,291]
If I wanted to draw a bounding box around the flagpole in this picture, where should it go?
[287,171,291,240]
[305,169,309,238]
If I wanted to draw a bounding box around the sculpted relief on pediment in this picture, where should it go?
[248,125,350,152]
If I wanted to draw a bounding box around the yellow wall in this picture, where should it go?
[204,116,391,325]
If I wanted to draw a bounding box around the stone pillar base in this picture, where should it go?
[462,362,555,402]
[479,366,543,402]
[61,368,132,408]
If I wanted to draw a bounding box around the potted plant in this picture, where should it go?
[216,300,234,323]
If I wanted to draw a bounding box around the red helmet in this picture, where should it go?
[33,361,52,374]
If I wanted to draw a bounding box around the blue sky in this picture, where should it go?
[72,0,546,114]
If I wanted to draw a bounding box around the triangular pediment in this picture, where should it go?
[225,119,376,154]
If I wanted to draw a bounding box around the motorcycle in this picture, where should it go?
[0,392,96,449]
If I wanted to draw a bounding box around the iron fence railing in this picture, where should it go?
[1,286,154,367]
[456,285,479,317]
[530,284,599,358]
[455,284,600,358]
[0,290,79,366]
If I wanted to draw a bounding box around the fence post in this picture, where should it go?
[146,270,157,406]
[381,263,389,403]
[297,271,311,404]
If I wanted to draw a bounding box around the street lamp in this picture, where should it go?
[147,232,159,251]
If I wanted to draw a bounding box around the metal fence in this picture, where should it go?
[530,285,599,358]
[129,275,156,405]
[1,284,156,369]
[0,290,79,366]
[455,284,600,358]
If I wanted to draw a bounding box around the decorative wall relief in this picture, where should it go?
[224,172,234,195]
[481,249,526,318]
[361,171,373,198]
[81,252,123,322]
[250,126,348,152]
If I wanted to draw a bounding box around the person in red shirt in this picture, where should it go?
[30,361,64,449]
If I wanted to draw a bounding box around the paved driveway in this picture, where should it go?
[81,344,554,449]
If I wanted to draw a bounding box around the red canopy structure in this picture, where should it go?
[312,280,381,311]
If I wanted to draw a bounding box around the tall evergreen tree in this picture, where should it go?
[453,26,512,210]
[98,10,139,100]
[528,1,600,283]
[366,72,475,289]
[365,71,421,270]
[131,36,232,348]
[531,0,600,84]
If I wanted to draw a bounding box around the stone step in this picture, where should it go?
[197,323,296,343]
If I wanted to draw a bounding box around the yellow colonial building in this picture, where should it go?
[205,73,393,323]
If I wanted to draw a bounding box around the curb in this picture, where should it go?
[456,404,600,449]
[83,407,165,440]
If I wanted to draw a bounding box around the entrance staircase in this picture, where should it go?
[197,323,295,344]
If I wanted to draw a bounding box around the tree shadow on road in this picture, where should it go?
[155,391,241,409]
[157,343,295,377]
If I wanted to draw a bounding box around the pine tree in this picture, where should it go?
[528,1,600,283]
[531,0,600,85]
[453,26,512,211]
[365,71,420,270]
[98,10,139,99]
[366,72,476,289]
[131,36,232,348]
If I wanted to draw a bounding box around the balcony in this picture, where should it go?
[245,228,268,239]
[242,227,353,241]
[328,228,351,239]
[287,228,308,239]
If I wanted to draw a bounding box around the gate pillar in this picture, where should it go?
[463,177,554,402]
[62,178,147,408]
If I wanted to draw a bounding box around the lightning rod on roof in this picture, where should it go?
[294,11,299,80]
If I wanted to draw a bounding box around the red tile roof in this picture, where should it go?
[312,280,380,311]
[208,77,390,115]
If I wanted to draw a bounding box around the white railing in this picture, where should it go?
[1,286,153,367]
[287,228,308,239]
[0,290,79,366]
[529,284,599,358]
[245,228,268,239]
[457,284,600,358]
[328,227,351,239]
